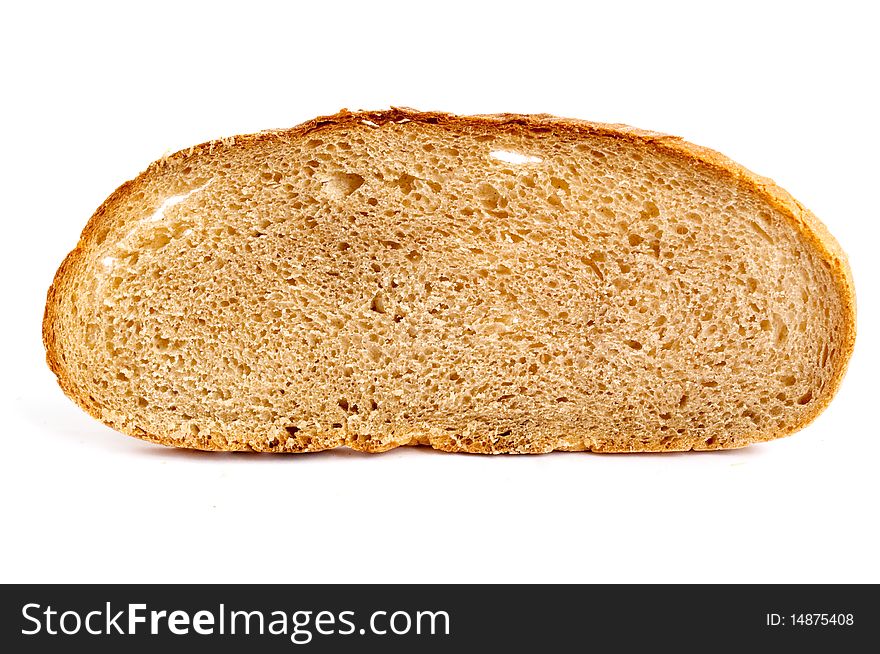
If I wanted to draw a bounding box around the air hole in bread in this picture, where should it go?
[323,172,364,199]
[628,233,644,246]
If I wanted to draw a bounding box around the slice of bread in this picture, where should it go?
[43,108,855,453]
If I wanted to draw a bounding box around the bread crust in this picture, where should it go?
[43,108,856,453]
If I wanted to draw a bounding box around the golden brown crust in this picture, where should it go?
[43,108,856,453]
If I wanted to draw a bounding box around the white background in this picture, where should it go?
[1,1,877,583]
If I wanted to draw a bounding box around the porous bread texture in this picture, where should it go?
[44,109,856,453]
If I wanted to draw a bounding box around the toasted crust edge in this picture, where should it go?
[43,108,857,453]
